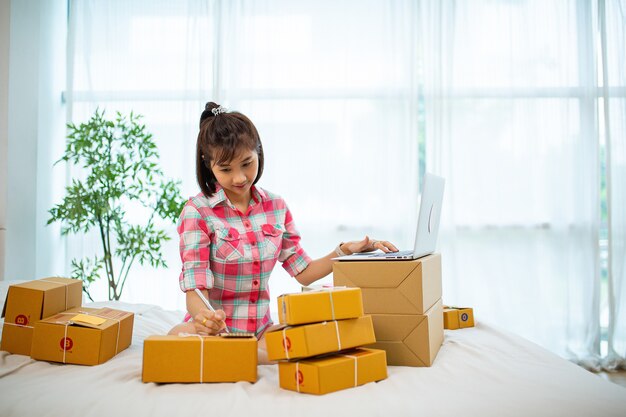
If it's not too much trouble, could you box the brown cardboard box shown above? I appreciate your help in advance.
[142,334,257,383]
[278,348,387,395]
[265,316,376,361]
[30,307,133,365]
[1,277,83,355]
[278,287,364,325]
[1,324,33,355]
[333,254,442,315]
[444,305,475,329]
[368,299,443,367]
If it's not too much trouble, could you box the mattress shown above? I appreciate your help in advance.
[1,283,625,417]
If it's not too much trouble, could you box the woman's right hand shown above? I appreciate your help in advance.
[192,309,227,335]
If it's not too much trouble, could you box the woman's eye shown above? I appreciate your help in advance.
[243,162,251,167]
[220,168,231,172]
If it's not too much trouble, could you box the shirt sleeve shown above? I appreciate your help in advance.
[177,202,215,292]
[279,205,312,277]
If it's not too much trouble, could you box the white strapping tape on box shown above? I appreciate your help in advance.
[282,327,291,360]
[308,288,338,320]
[178,333,206,383]
[295,361,301,392]
[4,322,34,329]
[341,353,358,387]
[328,291,336,320]
[196,335,204,383]
[62,322,70,363]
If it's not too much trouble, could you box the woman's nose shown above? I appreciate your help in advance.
[235,171,247,183]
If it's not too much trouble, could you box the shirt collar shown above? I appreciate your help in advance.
[208,183,267,209]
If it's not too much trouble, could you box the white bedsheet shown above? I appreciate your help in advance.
[1,297,625,416]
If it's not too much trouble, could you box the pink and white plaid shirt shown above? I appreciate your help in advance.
[178,184,311,336]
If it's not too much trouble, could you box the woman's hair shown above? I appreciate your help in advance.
[196,102,264,197]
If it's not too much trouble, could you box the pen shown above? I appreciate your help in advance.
[194,288,230,334]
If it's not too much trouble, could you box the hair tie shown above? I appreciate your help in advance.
[211,106,227,116]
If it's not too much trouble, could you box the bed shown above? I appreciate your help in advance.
[1,281,625,417]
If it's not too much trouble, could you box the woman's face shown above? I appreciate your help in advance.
[211,148,259,200]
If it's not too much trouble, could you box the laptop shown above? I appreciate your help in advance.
[333,172,445,261]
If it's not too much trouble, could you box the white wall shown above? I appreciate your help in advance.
[3,0,67,282]
[0,0,9,281]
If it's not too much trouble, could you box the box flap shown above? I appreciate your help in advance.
[39,278,83,318]
[39,312,75,325]
[39,307,131,330]
[1,287,9,318]
[89,307,133,322]
[3,281,52,321]
[333,261,418,288]
[370,314,426,340]
[404,316,430,361]
[3,285,45,324]
[10,280,58,291]
[333,254,442,314]
[369,341,428,367]
[404,300,443,365]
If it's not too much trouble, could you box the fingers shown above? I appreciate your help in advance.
[386,241,399,252]
[346,236,399,254]
[370,239,399,253]
[215,309,227,331]
[193,309,227,335]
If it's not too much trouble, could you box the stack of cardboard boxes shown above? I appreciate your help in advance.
[1,277,134,365]
[265,287,388,395]
[333,253,444,367]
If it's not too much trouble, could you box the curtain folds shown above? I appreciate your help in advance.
[66,0,625,369]
[603,0,626,371]
[66,0,421,310]
[417,0,625,371]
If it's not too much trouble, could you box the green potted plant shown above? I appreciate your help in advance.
[48,109,186,301]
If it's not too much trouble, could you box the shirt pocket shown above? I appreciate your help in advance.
[214,227,244,261]
[260,224,283,259]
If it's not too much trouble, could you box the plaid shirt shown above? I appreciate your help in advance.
[178,184,311,336]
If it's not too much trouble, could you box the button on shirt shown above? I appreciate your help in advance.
[178,184,311,336]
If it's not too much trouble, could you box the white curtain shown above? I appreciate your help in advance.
[603,0,626,371]
[418,0,625,370]
[66,0,420,311]
[65,0,625,368]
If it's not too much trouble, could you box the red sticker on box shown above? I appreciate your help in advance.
[15,315,28,326]
[60,337,73,351]
[282,336,291,351]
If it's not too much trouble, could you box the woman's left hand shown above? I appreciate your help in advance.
[342,236,398,255]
